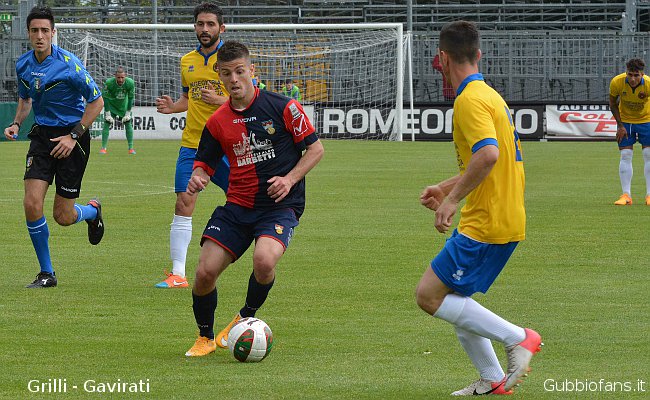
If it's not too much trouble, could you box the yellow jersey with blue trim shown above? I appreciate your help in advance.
[609,72,650,124]
[180,42,228,149]
[452,73,526,244]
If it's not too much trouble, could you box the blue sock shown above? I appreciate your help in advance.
[27,216,53,274]
[74,203,98,223]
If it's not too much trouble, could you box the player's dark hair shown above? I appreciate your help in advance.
[626,58,645,72]
[217,41,250,64]
[285,78,293,84]
[439,20,480,64]
[115,66,125,74]
[26,6,55,30]
[193,2,224,25]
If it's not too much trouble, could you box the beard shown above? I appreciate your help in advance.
[196,33,219,48]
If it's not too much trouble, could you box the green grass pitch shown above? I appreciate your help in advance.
[0,139,647,399]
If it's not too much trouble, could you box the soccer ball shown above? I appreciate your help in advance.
[227,317,273,362]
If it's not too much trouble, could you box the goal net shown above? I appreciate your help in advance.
[54,23,409,141]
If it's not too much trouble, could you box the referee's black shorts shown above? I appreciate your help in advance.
[24,124,91,199]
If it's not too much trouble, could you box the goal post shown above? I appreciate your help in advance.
[54,23,411,141]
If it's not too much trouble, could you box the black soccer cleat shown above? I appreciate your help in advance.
[86,198,104,245]
[26,271,57,288]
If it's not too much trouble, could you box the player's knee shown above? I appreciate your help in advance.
[23,197,44,220]
[620,148,634,161]
[175,194,196,216]
[252,257,276,283]
[642,146,650,162]
[415,283,442,315]
[195,265,217,286]
[53,207,75,226]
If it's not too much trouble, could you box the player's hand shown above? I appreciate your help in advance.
[49,134,76,159]
[104,112,114,126]
[186,175,209,195]
[267,175,295,203]
[200,82,220,105]
[420,184,446,211]
[434,198,457,234]
[156,95,174,114]
[122,111,132,123]
[616,124,628,144]
[4,125,19,141]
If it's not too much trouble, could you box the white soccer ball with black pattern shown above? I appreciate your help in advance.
[227,317,273,362]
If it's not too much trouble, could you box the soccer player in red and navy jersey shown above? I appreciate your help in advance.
[184,41,324,357]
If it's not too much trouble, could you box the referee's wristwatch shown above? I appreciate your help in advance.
[70,122,86,140]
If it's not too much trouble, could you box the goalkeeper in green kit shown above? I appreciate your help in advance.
[100,66,136,154]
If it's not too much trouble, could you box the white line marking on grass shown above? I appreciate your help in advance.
[79,180,175,199]
[0,179,174,201]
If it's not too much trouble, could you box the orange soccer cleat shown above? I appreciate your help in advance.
[614,193,633,205]
[185,336,216,357]
[154,271,188,288]
[215,314,242,348]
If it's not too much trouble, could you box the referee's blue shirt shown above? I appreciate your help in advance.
[16,44,102,127]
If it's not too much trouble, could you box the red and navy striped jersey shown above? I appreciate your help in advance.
[194,88,318,217]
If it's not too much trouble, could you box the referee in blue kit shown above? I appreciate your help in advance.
[3,6,105,288]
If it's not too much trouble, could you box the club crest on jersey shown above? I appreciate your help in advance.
[188,65,194,72]
[34,78,41,91]
[639,91,647,99]
[275,224,284,234]
[262,120,275,134]
[213,63,218,72]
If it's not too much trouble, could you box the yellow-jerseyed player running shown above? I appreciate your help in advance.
[608,58,650,206]
[155,2,231,293]
[416,21,542,396]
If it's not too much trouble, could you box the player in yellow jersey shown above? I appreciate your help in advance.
[154,2,230,289]
[609,58,650,206]
[415,21,541,395]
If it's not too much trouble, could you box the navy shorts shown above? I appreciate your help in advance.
[431,229,518,296]
[619,122,650,147]
[201,202,299,260]
[24,124,90,199]
[175,146,229,193]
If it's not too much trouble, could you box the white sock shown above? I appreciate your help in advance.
[434,294,525,347]
[170,215,192,278]
[455,326,505,382]
[619,149,634,195]
[643,147,650,196]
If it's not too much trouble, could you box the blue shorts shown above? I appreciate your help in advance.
[201,202,299,260]
[175,146,230,193]
[431,229,518,296]
[619,122,650,147]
